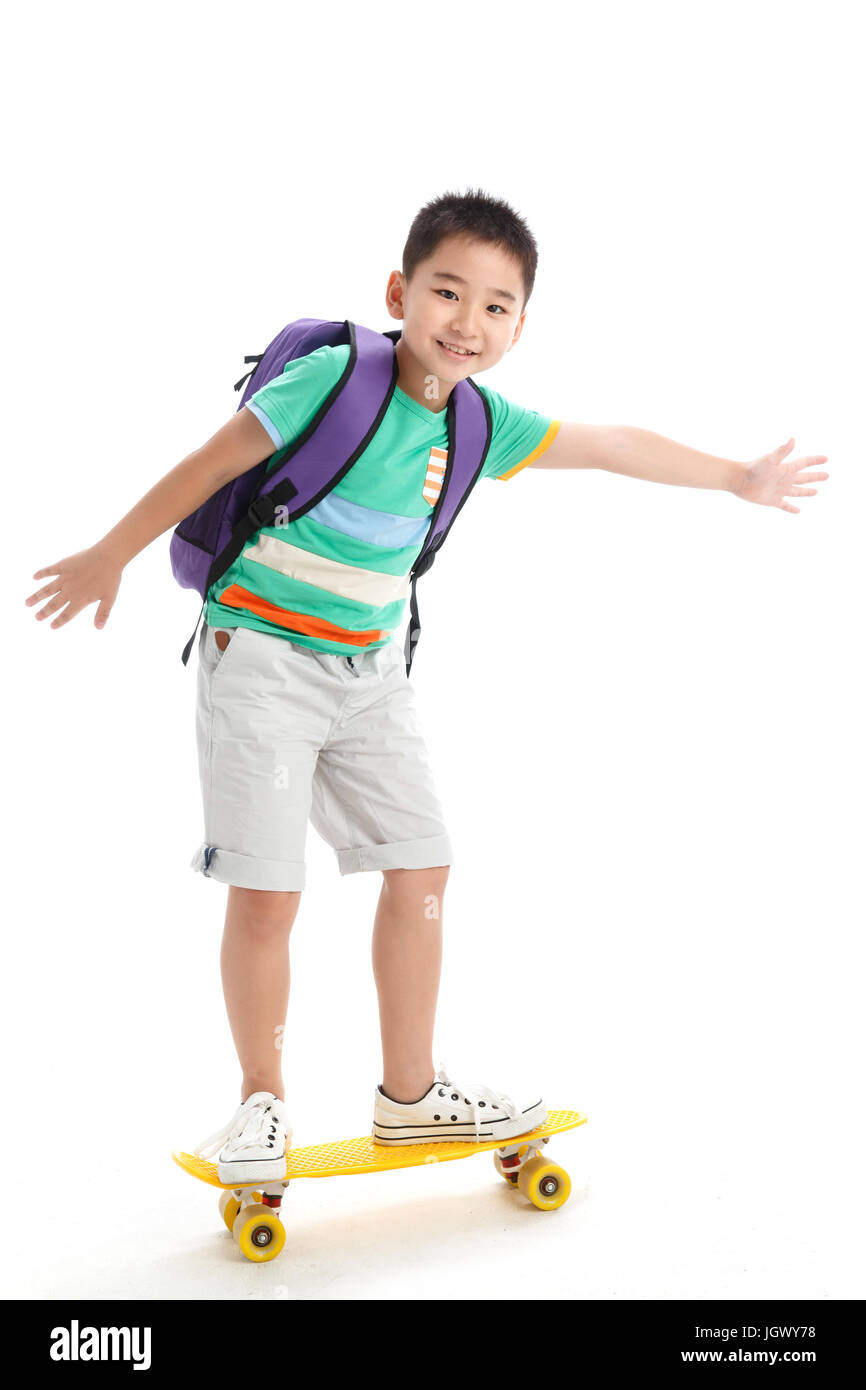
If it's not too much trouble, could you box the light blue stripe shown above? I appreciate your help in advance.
[246,401,285,450]
[307,492,432,549]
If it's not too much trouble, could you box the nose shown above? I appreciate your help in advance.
[448,307,480,344]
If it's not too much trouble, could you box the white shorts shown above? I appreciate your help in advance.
[189,623,454,891]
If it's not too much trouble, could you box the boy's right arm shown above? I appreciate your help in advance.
[26,408,276,630]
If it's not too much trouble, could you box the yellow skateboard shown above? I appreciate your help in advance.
[173,1108,587,1263]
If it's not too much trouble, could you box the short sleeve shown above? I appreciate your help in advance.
[476,383,561,481]
[244,343,351,449]
[246,400,285,450]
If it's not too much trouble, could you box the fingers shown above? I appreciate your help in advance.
[780,443,831,474]
[32,564,63,580]
[34,594,69,622]
[37,598,112,629]
[25,581,63,606]
[48,604,80,629]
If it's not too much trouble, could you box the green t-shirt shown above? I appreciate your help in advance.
[206,343,560,654]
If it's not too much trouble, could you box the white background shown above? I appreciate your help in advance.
[4,0,863,1302]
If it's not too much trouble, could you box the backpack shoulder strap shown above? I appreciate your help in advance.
[204,321,398,594]
[250,320,398,521]
[403,373,493,675]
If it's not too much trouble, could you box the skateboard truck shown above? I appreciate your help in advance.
[493,1136,550,1186]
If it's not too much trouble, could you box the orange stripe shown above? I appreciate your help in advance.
[217,584,386,647]
[496,420,562,480]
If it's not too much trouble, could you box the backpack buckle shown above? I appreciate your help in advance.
[247,496,275,530]
[412,550,436,579]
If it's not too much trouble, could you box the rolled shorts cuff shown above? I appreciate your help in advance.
[336,834,454,875]
[189,843,306,891]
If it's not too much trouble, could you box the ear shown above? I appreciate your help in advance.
[384,268,407,322]
[506,312,527,352]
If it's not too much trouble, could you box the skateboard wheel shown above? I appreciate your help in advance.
[219,1190,264,1233]
[232,1203,286,1263]
[517,1157,571,1210]
[218,1191,242,1233]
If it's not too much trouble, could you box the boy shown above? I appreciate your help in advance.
[26,189,828,1184]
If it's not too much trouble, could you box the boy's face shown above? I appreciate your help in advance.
[386,234,527,390]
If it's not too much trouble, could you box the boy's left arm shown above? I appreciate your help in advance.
[531,423,829,514]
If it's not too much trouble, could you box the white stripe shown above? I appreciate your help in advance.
[424,448,446,506]
[245,535,410,606]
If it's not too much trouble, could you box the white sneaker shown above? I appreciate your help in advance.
[372,1066,546,1146]
[194,1091,292,1183]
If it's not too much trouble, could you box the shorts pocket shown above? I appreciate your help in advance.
[207,624,244,677]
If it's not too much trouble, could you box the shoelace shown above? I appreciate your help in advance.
[194,1093,284,1160]
[433,1065,519,1142]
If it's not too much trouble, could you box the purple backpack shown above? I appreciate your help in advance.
[170,318,492,675]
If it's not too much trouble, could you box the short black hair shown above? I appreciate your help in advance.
[402,187,538,314]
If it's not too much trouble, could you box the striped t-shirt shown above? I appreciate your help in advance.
[205,343,560,655]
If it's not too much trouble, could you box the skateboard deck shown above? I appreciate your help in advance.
[173,1108,587,1262]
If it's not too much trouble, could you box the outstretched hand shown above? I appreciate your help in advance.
[735,438,829,514]
[25,544,123,630]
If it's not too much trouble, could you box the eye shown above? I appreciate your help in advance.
[435,289,507,315]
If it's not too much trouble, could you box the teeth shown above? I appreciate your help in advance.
[440,341,473,355]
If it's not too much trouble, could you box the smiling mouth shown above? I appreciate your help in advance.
[437,340,477,356]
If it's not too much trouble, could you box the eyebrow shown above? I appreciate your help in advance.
[431,271,517,304]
